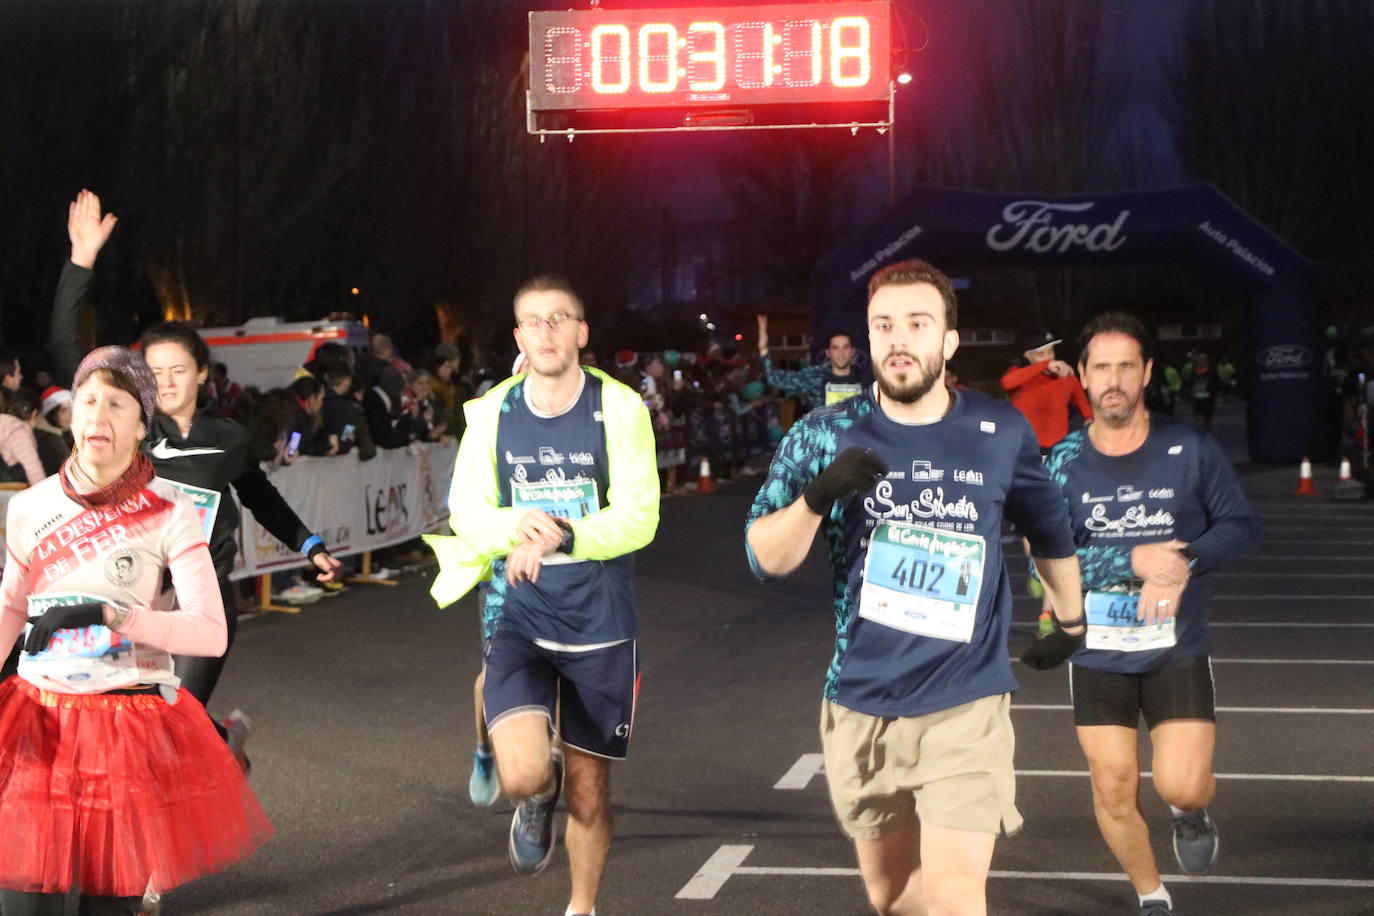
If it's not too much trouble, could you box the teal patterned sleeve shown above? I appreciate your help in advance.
[761,354,825,402]
[744,413,835,580]
[1042,430,1134,589]
[1076,546,1135,589]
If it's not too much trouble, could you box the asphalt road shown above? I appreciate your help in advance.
[169,405,1374,915]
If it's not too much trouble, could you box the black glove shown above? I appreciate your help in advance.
[1019,623,1085,671]
[24,603,107,655]
[803,448,888,515]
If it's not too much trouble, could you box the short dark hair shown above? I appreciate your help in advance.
[825,331,854,348]
[5,387,39,420]
[0,355,19,381]
[323,367,352,389]
[513,275,584,319]
[1077,311,1153,365]
[140,321,212,370]
[866,259,958,329]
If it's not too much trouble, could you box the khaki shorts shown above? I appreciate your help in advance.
[820,694,1022,840]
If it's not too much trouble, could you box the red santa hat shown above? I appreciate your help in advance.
[41,385,72,416]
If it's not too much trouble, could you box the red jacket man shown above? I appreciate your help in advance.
[1001,330,1093,450]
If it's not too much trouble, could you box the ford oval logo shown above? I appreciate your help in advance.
[1257,345,1313,369]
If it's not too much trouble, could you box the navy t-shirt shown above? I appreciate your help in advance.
[746,385,1076,718]
[483,372,637,645]
[1045,415,1260,674]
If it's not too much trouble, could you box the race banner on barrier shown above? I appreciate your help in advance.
[230,441,458,580]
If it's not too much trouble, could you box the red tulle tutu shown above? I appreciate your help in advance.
[0,676,273,897]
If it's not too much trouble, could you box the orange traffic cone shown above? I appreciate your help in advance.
[1337,457,1353,481]
[1295,457,1316,495]
[697,457,714,494]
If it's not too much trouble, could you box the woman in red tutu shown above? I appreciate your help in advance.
[0,347,271,916]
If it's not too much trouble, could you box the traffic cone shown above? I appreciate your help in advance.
[1333,455,1367,500]
[697,457,714,494]
[1294,457,1316,495]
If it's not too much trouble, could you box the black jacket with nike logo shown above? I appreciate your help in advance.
[144,412,314,577]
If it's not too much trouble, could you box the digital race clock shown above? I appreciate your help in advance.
[527,2,893,134]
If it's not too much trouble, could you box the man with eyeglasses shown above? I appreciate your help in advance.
[426,275,659,916]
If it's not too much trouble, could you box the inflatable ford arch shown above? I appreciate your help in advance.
[812,184,1322,462]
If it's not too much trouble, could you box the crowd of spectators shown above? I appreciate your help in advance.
[211,334,466,468]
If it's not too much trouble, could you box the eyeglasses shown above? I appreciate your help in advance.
[516,312,583,333]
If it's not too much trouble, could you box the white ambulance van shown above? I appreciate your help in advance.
[195,316,370,390]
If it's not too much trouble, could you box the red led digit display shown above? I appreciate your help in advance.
[529,2,891,112]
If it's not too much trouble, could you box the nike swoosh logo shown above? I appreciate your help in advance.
[149,438,225,459]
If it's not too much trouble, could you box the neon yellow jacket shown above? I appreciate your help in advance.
[424,367,660,608]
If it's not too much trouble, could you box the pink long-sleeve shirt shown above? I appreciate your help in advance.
[0,474,225,693]
[0,414,47,486]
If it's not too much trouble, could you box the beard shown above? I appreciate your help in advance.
[1090,387,1141,423]
[527,347,576,378]
[875,347,945,404]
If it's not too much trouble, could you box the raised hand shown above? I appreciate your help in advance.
[68,189,117,269]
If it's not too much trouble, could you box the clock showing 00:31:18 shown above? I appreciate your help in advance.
[528,1,892,111]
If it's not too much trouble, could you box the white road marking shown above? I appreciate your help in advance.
[677,845,1374,898]
[773,753,824,790]
[1017,769,1374,784]
[1009,656,1374,665]
[1011,620,1374,629]
[1013,704,1374,714]
[774,757,1374,790]
[676,845,755,899]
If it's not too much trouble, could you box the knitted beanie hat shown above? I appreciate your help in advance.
[73,346,159,424]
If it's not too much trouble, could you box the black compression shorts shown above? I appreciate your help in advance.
[1070,655,1215,729]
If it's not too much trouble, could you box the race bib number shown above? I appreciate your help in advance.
[824,382,863,406]
[24,593,131,662]
[510,478,599,520]
[169,480,221,541]
[1085,586,1176,652]
[858,521,985,643]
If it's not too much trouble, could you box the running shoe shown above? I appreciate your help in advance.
[1172,808,1219,875]
[275,583,324,604]
[1139,902,1172,916]
[1028,577,1045,599]
[224,709,253,775]
[469,744,499,807]
[508,748,563,875]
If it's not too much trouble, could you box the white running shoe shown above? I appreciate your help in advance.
[275,584,324,604]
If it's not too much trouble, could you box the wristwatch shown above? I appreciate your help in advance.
[556,520,576,555]
[108,603,131,630]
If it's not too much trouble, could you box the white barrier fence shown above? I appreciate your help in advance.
[0,444,458,579]
[230,441,458,579]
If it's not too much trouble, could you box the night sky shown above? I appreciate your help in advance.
[0,0,1369,366]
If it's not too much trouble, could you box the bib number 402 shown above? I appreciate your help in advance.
[890,557,944,593]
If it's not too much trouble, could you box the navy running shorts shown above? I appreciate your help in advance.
[1070,655,1215,730]
[483,634,639,759]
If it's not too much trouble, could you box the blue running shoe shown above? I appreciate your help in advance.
[1139,902,1172,916]
[469,744,498,807]
[508,748,563,875]
[1172,808,1219,875]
